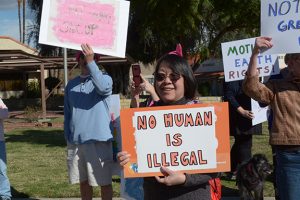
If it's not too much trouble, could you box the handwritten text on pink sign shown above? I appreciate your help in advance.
[51,0,116,48]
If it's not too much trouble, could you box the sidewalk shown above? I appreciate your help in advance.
[12,197,276,200]
[222,198,275,200]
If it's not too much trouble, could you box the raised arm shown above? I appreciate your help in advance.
[81,44,113,96]
[242,37,275,104]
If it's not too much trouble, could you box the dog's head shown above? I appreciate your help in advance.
[251,153,272,179]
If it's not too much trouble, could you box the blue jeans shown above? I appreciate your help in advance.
[276,149,300,200]
[0,141,11,199]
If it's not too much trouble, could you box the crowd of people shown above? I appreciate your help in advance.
[1,37,300,200]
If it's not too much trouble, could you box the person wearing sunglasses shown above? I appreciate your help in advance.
[118,45,218,200]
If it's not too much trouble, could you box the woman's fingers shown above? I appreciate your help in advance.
[155,167,186,186]
[140,75,147,82]
[120,158,130,166]
[155,176,165,184]
[160,166,173,176]
[117,151,131,166]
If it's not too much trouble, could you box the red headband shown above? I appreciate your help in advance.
[168,44,183,57]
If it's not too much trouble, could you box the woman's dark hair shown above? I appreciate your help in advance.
[154,54,197,99]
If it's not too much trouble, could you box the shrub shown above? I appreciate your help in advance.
[26,80,40,98]
[24,106,40,122]
[45,77,61,92]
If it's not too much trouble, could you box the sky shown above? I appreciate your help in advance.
[0,0,35,47]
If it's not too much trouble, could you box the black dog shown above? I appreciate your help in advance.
[236,154,272,200]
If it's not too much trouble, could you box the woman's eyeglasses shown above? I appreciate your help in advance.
[154,73,181,83]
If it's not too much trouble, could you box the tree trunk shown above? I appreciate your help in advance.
[23,0,26,43]
[18,0,22,42]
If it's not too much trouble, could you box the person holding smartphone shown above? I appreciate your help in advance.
[119,47,217,200]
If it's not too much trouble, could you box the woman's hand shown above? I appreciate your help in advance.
[81,43,95,64]
[237,106,254,119]
[130,81,142,98]
[139,76,154,93]
[155,167,186,186]
[117,151,131,166]
[139,76,160,101]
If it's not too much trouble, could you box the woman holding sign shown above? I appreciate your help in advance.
[118,45,218,200]
[243,36,300,200]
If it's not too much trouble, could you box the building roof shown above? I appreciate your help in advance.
[194,58,224,74]
[0,36,38,55]
[0,36,132,72]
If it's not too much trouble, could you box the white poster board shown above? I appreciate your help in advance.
[221,38,280,82]
[133,107,218,173]
[251,99,268,126]
[261,0,300,54]
[39,0,130,58]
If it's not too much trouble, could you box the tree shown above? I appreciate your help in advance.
[206,0,260,55]
[127,0,260,63]
[45,76,61,95]
[23,0,26,43]
[27,0,260,94]
[17,0,27,43]
[27,0,62,56]
[127,0,210,62]
[27,0,260,60]
[17,0,22,42]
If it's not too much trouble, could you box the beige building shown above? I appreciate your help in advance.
[0,36,42,99]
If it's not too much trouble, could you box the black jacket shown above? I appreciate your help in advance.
[223,80,262,136]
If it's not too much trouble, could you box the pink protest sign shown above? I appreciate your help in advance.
[39,0,130,58]
[52,0,117,47]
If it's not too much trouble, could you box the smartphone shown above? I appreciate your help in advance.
[132,64,142,87]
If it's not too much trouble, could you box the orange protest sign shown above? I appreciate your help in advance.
[120,102,230,178]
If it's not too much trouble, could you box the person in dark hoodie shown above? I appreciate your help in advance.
[223,79,262,179]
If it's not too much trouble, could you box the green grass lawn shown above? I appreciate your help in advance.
[5,123,274,198]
